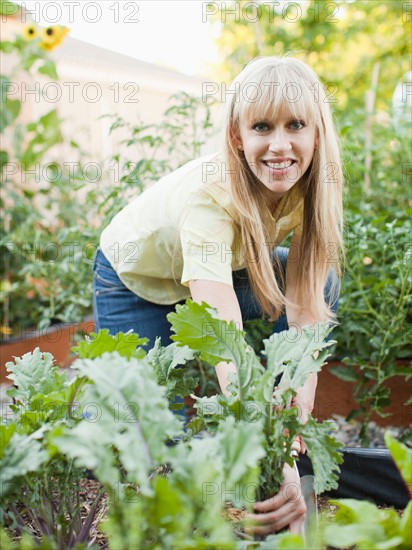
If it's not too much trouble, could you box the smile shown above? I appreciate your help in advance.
[263,160,295,169]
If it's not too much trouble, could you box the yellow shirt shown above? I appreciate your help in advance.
[100,151,304,305]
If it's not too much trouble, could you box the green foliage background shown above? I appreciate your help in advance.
[207,0,410,113]
[207,0,412,432]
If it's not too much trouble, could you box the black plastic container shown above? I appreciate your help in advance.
[297,447,410,509]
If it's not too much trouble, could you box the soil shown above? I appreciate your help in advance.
[325,414,411,447]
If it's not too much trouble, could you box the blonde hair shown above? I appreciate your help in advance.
[220,55,344,322]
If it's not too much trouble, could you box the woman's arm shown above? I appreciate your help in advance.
[189,277,306,535]
[189,279,243,395]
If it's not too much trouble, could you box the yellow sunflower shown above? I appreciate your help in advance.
[22,24,38,41]
[40,26,70,51]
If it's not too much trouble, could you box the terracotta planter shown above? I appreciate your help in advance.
[314,361,412,427]
[0,317,95,383]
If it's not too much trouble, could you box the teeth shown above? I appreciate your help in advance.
[266,160,293,169]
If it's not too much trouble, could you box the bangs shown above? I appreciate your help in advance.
[233,63,319,127]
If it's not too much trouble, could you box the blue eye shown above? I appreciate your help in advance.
[252,122,269,132]
[290,120,305,130]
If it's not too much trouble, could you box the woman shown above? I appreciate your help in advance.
[93,55,343,534]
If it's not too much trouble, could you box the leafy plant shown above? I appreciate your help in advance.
[0,349,103,548]
[167,300,343,500]
[9,308,411,549]
[207,0,412,437]
[1,330,265,548]
[1,75,217,339]
[321,434,412,550]
[0,12,91,338]
[331,207,412,441]
[1,302,344,548]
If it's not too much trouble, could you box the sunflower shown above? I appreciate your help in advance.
[40,26,70,51]
[22,24,38,41]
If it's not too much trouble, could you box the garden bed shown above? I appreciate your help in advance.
[6,476,406,549]
[1,314,410,550]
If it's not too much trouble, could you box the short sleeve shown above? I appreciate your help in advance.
[180,191,236,288]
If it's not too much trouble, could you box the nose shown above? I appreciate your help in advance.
[268,128,292,153]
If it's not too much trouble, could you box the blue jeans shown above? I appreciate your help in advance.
[93,247,339,351]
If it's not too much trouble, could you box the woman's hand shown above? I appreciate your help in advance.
[245,462,306,536]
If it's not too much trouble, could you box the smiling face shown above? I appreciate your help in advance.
[237,107,317,200]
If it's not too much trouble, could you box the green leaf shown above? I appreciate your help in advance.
[258,532,306,549]
[185,416,205,436]
[0,1,19,16]
[323,498,406,549]
[29,385,75,426]
[72,329,148,359]
[6,348,67,405]
[0,149,9,170]
[101,494,144,550]
[21,52,40,71]
[215,416,265,505]
[168,300,264,399]
[323,523,389,547]
[168,300,236,365]
[166,420,255,542]
[54,352,183,492]
[0,98,21,133]
[147,337,195,380]
[384,432,412,492]
[300,417,344,493]
[265,323,335,395]
[0,427,49,493]
[20,108,64,167]
[192,393,228,431]
[0,40,15,53]
[38,60,58,80]
[146,337,198,401]
[0,424,16,459]
[329,363,359,382]
[400,500,412,547]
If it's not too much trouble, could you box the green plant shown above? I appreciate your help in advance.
[1,303,343,548]
[0,349,104,548]
[0,333,259,547]
[331,207,412,441]
[167,300,343,500]
[1,79,216,339]
[0,13,90,338]
[321,434,412,550]
[1,40,217,338]
[318,101,412,438]
[11,307,411,550]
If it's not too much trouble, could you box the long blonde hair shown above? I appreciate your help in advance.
[220,55,344,322]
